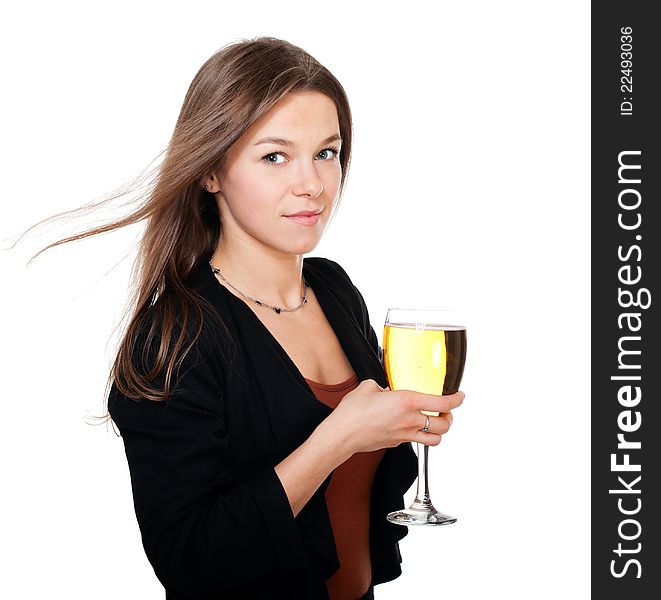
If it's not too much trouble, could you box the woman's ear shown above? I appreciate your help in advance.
[202,175,221,193]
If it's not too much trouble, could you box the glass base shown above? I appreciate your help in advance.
[387,503,457,526]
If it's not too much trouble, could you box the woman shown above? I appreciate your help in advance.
[40,37,463,599]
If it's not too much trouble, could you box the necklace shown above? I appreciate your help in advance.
[209,260,309,315]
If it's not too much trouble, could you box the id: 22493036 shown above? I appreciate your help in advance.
[620,26,633,116]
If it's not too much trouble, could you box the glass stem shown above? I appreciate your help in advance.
[411,442,434,510]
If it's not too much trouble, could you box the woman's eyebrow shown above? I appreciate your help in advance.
[254,134,342,148]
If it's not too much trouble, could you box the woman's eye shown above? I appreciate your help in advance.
[262,146,339,166]
[263,152,286,165]
[317,147,339,160]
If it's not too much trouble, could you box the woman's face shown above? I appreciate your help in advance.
[213,90,343,257]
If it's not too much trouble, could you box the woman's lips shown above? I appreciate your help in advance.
[284,213,321,225]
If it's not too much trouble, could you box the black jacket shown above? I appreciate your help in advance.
[108,256,417,599]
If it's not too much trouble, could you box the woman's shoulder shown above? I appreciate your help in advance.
[131,264,238,374]
[303,256,373,328]
[303,256,357,289]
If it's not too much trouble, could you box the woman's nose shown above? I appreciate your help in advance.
[292,164,324,198]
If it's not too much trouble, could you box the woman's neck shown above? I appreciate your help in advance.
[209,245,305,308]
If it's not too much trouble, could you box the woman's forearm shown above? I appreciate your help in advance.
[274,420,354,517]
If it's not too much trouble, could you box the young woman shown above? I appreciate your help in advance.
[36,37,463,599]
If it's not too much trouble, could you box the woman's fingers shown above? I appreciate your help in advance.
[410,390,464,413]
[415,431,443,446]
[417,412,453,435]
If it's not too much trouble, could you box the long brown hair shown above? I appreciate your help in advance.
[16,36,353,419]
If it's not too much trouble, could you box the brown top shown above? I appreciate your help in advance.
[304,372,386,600]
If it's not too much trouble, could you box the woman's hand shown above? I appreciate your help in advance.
[322,379,464,456]
[276,379,463,518]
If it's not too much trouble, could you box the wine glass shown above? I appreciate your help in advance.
[383,308,467,526]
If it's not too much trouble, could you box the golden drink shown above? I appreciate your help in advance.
[383,324,466,416]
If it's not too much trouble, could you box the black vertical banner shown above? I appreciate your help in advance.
[593,2,660,597]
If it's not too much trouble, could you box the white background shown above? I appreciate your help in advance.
[0,1,590,598]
